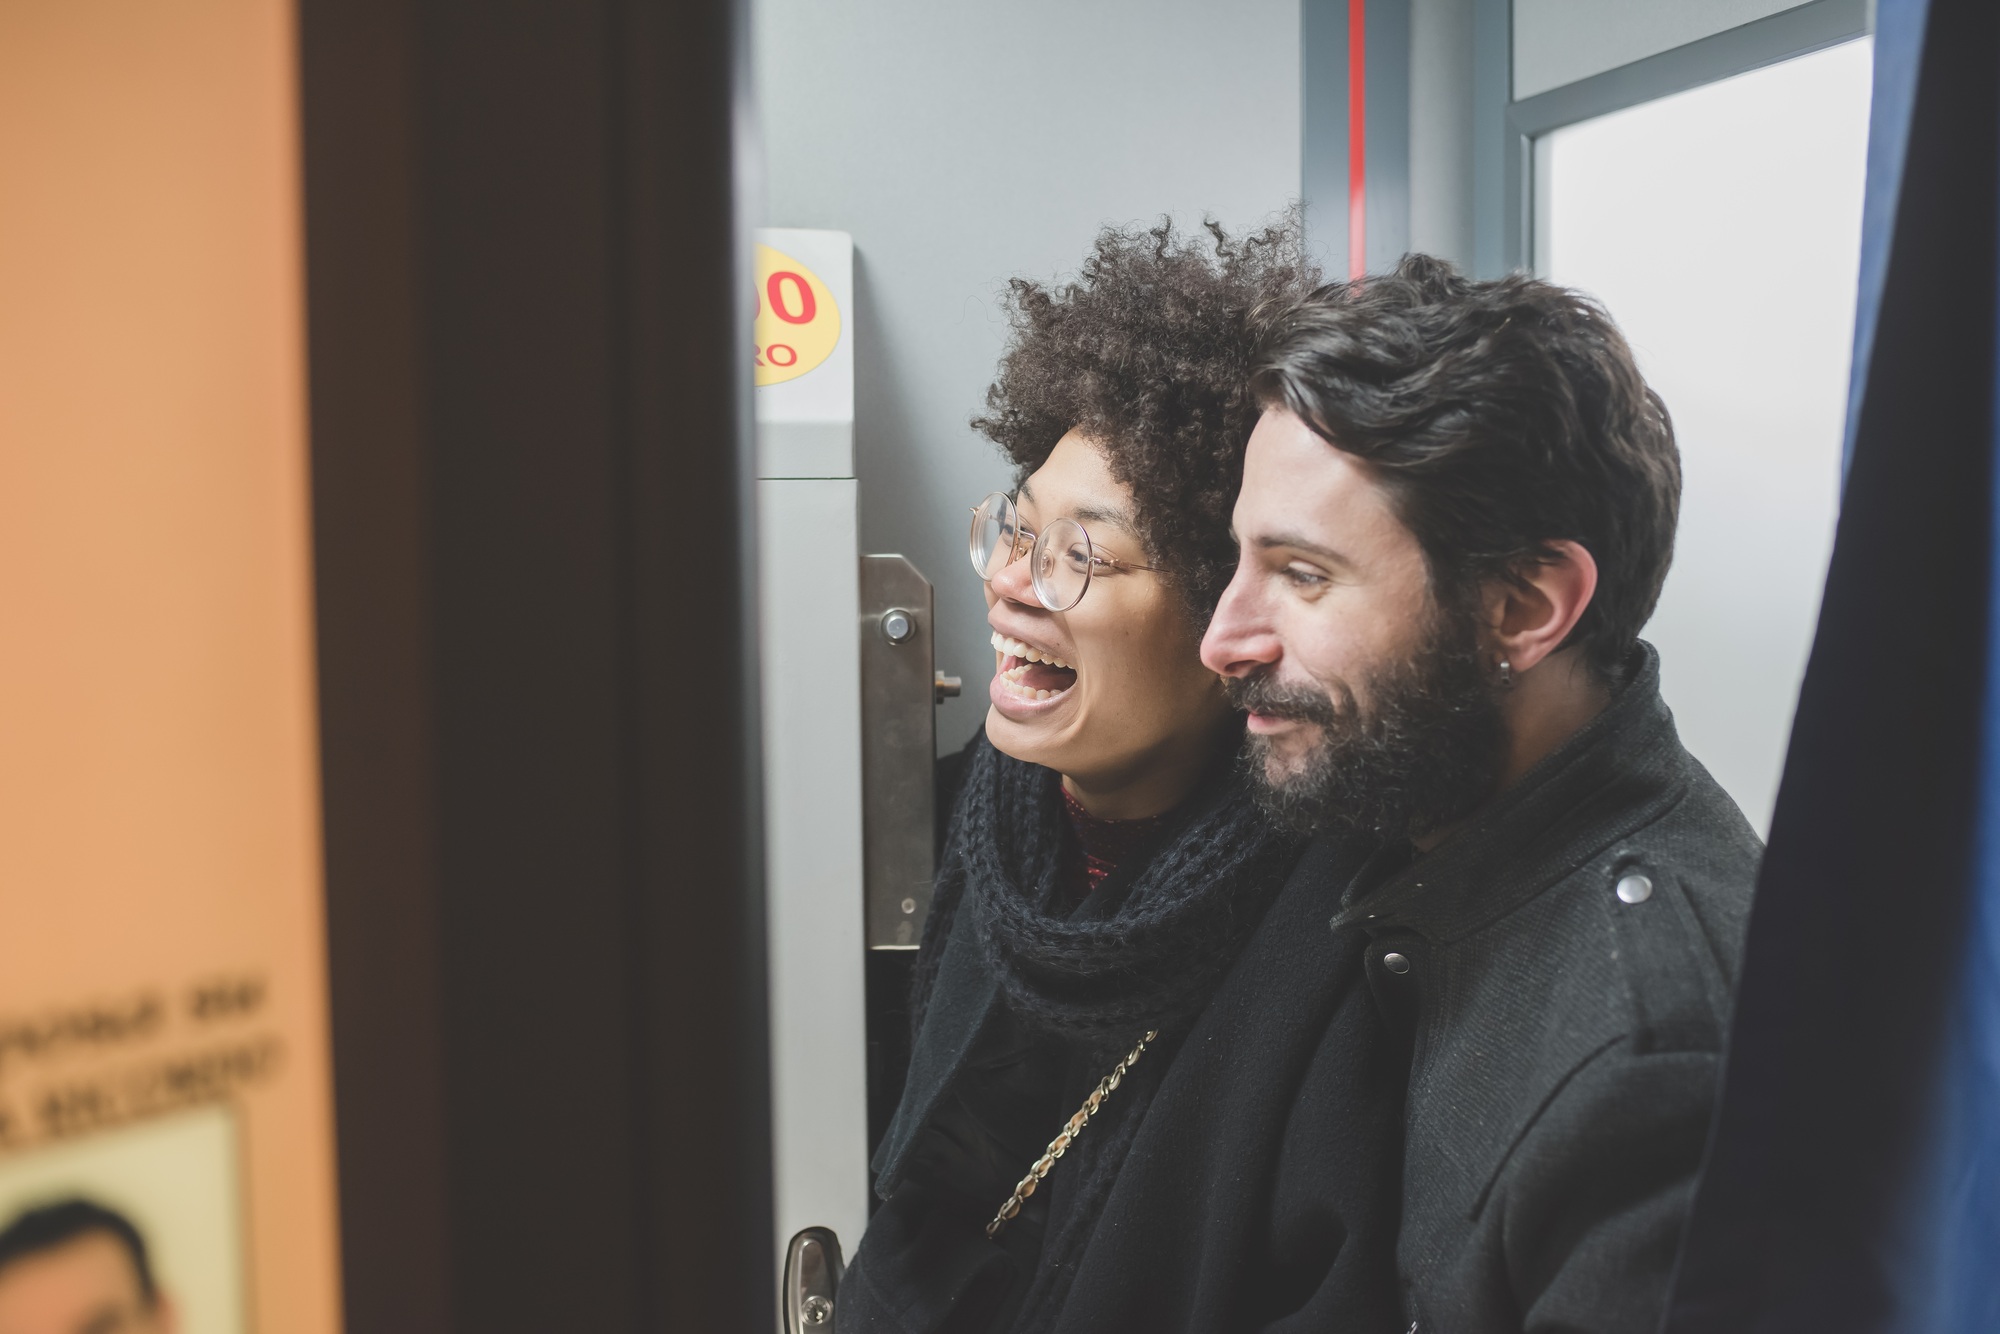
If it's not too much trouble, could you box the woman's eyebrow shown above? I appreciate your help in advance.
[1071,502,1133,530]
[1017,482,1133,533]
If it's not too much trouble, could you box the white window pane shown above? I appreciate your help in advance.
[1539,38,1874,835]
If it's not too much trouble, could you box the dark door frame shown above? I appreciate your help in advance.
[299,2,770,1329]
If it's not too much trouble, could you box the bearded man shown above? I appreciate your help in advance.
[1200,256,1762,1334]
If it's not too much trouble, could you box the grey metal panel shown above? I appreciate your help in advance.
[1505,109,1530,275]
[1410,0,1477,268]
[1510,0,1868,135]
[1302,0,1352,269]
[1368,0,1415,271]
[760,478,870,1296]
[1470,0,1518,276]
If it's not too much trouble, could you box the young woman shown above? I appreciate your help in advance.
[835,220,1405,1334]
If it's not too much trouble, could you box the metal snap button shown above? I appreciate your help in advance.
[1383,951,1412,974]
[1615,873,1654,904]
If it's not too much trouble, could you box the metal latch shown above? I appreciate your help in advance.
[860,555,941,949]
[783,1227,844,1333]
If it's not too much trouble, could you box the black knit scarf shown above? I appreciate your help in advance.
[910,735,1307,1331]
[915,734,1306,1049]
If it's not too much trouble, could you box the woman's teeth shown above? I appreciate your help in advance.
[990,630,1076,701]
[989,631,1072,670]
[1000,664,1059,699]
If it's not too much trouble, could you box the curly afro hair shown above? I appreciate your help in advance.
[971,213,1321,626]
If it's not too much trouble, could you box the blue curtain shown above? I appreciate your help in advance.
[1663,1,2000,1330]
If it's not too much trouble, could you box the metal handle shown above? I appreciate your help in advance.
[783,1227,844,1333]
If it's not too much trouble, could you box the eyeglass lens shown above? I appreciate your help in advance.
[970,492,1093,611]
[969,491,1021,582]
[972,494,1032,580]
[1030,517,1091,612]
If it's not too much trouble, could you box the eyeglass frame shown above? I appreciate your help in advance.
[968,490,1162,612]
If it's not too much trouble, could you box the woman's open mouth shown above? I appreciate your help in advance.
[989,630,1078,702]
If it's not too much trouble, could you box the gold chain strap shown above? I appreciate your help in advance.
[985,1029,1159,1239]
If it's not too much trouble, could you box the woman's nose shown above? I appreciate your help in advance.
[989,543,1038,606]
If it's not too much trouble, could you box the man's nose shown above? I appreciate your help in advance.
[1200,572,1279,678]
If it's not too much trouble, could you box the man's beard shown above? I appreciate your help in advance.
[1226,607,1508,840]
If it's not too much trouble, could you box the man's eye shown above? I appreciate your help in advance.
[1281,565,1327,589]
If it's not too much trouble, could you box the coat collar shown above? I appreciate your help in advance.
[1329,642,1688,942]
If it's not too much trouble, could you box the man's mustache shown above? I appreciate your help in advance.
[1224,672,1340,726]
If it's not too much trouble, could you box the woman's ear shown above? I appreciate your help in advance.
[1478,540,1599,675]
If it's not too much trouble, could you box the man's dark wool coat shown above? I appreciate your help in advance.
[848,645,1761,1333]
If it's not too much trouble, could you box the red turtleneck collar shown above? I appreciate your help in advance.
[1058,785,1174,907]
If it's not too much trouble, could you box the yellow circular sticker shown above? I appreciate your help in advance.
[754,244,841,386]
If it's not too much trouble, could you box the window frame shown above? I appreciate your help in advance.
[1472,0,1872,276]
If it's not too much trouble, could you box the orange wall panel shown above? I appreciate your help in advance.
[0,2,340,1331]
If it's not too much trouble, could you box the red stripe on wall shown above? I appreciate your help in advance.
[1347,0,1367,279]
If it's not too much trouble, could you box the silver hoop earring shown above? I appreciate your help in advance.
[1497,657,1513,688]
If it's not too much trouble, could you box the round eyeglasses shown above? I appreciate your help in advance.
[968,491,1160,612]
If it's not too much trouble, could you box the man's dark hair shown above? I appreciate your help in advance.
[1252,255,1681,679]
[974,214,1321,624]
[0,1197,157,1304]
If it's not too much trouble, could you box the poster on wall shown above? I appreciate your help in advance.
[0,1108,248,1334]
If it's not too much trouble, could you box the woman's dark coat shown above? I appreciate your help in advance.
[845,815,1410,1333]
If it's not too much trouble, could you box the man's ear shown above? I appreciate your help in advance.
[1478,540,1599,675]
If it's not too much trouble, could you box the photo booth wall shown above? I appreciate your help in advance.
[754,0,1307,759]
